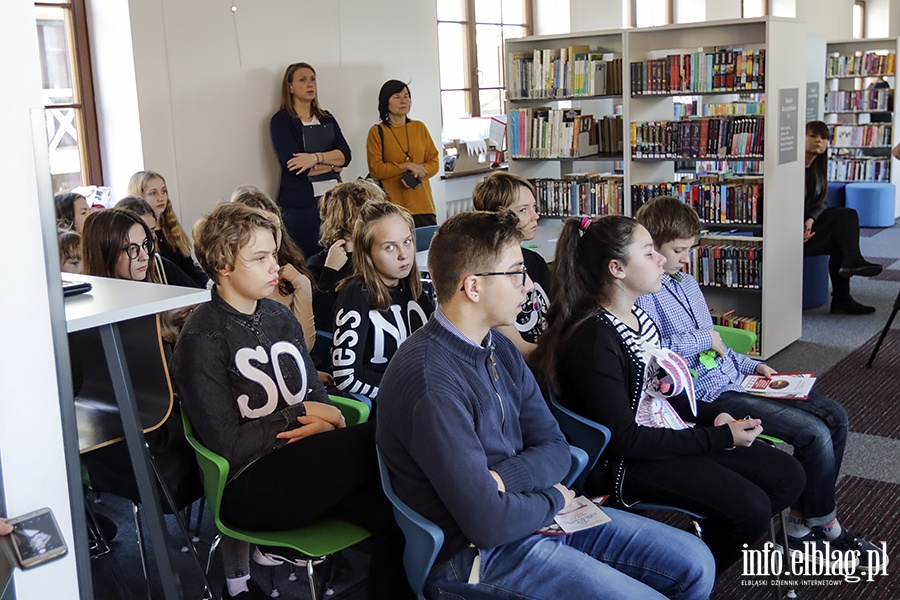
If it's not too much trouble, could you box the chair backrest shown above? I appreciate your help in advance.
[70,314,173,450]
[376,448,444,600]
[415,225,438,252]
[564,446,589,488]
[713,325,757,355]
[546,389,611,490]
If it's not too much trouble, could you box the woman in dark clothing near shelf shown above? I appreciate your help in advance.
[805,120,883,314]
[270,62,351,257]
[530,215,804,576]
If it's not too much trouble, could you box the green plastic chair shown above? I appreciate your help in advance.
[713,324,757,355]
[181,395,371,600]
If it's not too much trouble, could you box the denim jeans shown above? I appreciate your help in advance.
[425,507,714,600]
[715,390,848,526]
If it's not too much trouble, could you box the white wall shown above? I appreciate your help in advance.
[534,0,571,35]
[88,0,444,230]
[570,0,627,31]
[796,0,853,39]
[0,0,80,597]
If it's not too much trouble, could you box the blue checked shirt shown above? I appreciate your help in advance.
[635,273,761,403]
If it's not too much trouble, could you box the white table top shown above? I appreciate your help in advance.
[416,217,564,269]
[64,275,211,333]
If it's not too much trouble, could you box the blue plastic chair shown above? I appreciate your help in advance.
[546,388,707,536]
[377,444,588,600]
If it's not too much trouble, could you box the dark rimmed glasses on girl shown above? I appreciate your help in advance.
[460,265,529,291]
[123,239,153,259]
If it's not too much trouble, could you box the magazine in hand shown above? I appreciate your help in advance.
[537,495,610,535]
[740,372,816,400]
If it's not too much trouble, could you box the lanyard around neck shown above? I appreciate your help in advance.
[663,274,699,329]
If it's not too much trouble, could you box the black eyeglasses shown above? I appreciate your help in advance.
[460,266,529,291]
[123,239,153,259]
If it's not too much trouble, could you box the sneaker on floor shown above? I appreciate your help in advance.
[827,529,885,570]
[221,579,268,600]
[838,261,883,278]
[831,296,876,315]
[780,530,833,567]
[253,545,324,568]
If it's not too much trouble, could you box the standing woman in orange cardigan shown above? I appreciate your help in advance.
[366,80,440,227]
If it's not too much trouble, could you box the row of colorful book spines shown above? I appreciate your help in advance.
[679,160,764,175]
[507,58,623,98]
[631,183,762,225]
[830,126,893,147]
[674,103,766,119]
[631,121,764,159]
[828,160,891,182]
[824,89,891,109]
[630,50,765,95]
[533,180,624,217]
[709,314,761,352]
[826,53,896,77]
[687,245,762,290]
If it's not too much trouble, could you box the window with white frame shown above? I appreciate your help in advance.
[853,1,866,39]
[35,0,102,193]
[632,0,671,28]
[436,0,531,125]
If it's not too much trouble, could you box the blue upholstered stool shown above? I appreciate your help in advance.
[827,182,846,208]
[803,255,830,310]
[845,182,896,227]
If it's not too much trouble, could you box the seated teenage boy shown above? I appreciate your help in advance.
[171,202,410,600]
[634,195,881,565]
[376,210,715,600]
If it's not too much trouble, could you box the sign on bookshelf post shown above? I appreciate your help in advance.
[806,82,820,122]
[779,88,799,165]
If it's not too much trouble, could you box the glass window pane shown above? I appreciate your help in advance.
[479,88,503,117]
[438,22,468,90]
[501,0,527,24]
[635,0,669,27]
[743,0,766,18]
[475,0,502,23]
[502,25,526,42]
[35,5,76,105]
[436,0,466,21]
[45,107,85,192]
[476,24,503,88]
[442,90,470,123]
[852,4,864,39]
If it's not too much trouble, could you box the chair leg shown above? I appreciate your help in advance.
[206,534,222,580]
[269,567,280,598]
[865,304,899,368]
[132,504,153,600]
[779,511,798,599]
[307,559,318,600]
[288,564,297,582]
[194,496,206,543]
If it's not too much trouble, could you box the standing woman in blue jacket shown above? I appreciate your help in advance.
[270,62,351,257]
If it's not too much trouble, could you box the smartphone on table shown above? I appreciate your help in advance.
[1,508,68,570]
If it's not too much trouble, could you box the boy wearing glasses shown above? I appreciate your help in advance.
[376,210,715,600]
[472,172,551,354]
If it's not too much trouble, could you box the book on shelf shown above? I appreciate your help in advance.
[688,240,762,290]
[824,88,892,113]
[507,47,623,99]
[631,116,764,159]
[827,51,896,78]
[708,308,761,354]
[531,174,624,217]
[631,177,762,224]
[509,108,601,159]
[828,158,891,182]
[741,373,815,400]
[631,47,766,95]
[675,100,766,119]
[829,124,892,148]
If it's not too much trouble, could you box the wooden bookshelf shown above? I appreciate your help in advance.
[505,18,804,358]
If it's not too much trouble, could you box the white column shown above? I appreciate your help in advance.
[0,0,81,598]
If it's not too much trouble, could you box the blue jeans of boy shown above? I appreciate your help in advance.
[715,390,848,526]
[425,507,714,600]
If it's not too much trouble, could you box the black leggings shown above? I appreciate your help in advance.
[804,207,866,298]
[613,440,805,577]
[221,421,414,599]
